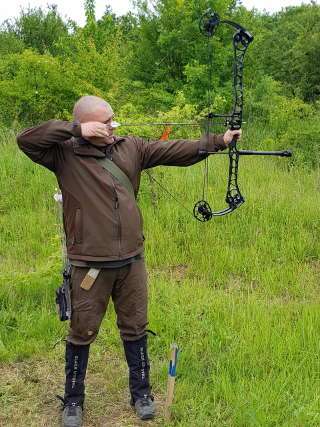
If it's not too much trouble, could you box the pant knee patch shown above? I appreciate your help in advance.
[68,309,101,344]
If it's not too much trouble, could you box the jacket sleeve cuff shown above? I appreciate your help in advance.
[72,121,82,137]
[199,133,227,154]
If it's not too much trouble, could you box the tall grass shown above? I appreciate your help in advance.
[0,128,319,425]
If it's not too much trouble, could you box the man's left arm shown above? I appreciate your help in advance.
[138,130,240,169]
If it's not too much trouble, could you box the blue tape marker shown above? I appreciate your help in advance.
[168,345,179,377]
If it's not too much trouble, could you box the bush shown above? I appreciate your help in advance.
[245,76,319,167]
[0,50,103,125]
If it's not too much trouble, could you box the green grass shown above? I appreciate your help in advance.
[0,130,320,426]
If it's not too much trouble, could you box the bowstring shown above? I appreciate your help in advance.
[141,15,215,217]
[202,32,214,202]
[144,170,192,215]
[145,126,193,216]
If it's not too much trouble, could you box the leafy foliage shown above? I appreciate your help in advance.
[248,4,320,102]
[0,0,318,166]
[2,5,71,56]
[0,50,101,125]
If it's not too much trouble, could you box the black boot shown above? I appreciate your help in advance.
[61,341,90,427]
[123,335,155,420]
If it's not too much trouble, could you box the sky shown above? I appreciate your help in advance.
[0,0,317,26]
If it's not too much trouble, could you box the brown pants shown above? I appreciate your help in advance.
[67,259,148,345]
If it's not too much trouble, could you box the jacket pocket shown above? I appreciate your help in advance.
[74,208,83,244]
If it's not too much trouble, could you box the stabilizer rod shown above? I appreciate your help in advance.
[205,150,292,157]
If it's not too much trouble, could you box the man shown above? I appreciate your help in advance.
[17,95,241,427]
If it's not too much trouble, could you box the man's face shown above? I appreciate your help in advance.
[82,105,115,146]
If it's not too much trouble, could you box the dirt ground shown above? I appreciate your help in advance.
[0,346,166,427]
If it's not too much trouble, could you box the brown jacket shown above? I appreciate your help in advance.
[17,120,226,261]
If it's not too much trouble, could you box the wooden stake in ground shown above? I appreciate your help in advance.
[165,343,179,420]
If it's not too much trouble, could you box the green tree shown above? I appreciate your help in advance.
[0,50,102,125]
[249,4,320,102]
[0,32,24,56]
[2,4,70,56]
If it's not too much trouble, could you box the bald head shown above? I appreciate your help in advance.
[73,96,113,123]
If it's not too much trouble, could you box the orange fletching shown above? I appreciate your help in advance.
[160,126,173,141]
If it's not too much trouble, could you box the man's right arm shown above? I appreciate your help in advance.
[17,120,82,172]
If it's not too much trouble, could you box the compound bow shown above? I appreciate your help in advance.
[192,9,292,221]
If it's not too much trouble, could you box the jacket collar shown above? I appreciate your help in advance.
[72,136,125,158]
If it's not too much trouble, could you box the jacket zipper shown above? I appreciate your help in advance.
[112,182,121,257]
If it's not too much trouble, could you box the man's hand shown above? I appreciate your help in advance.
[223,129,242,146]
[81,122,109,139]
